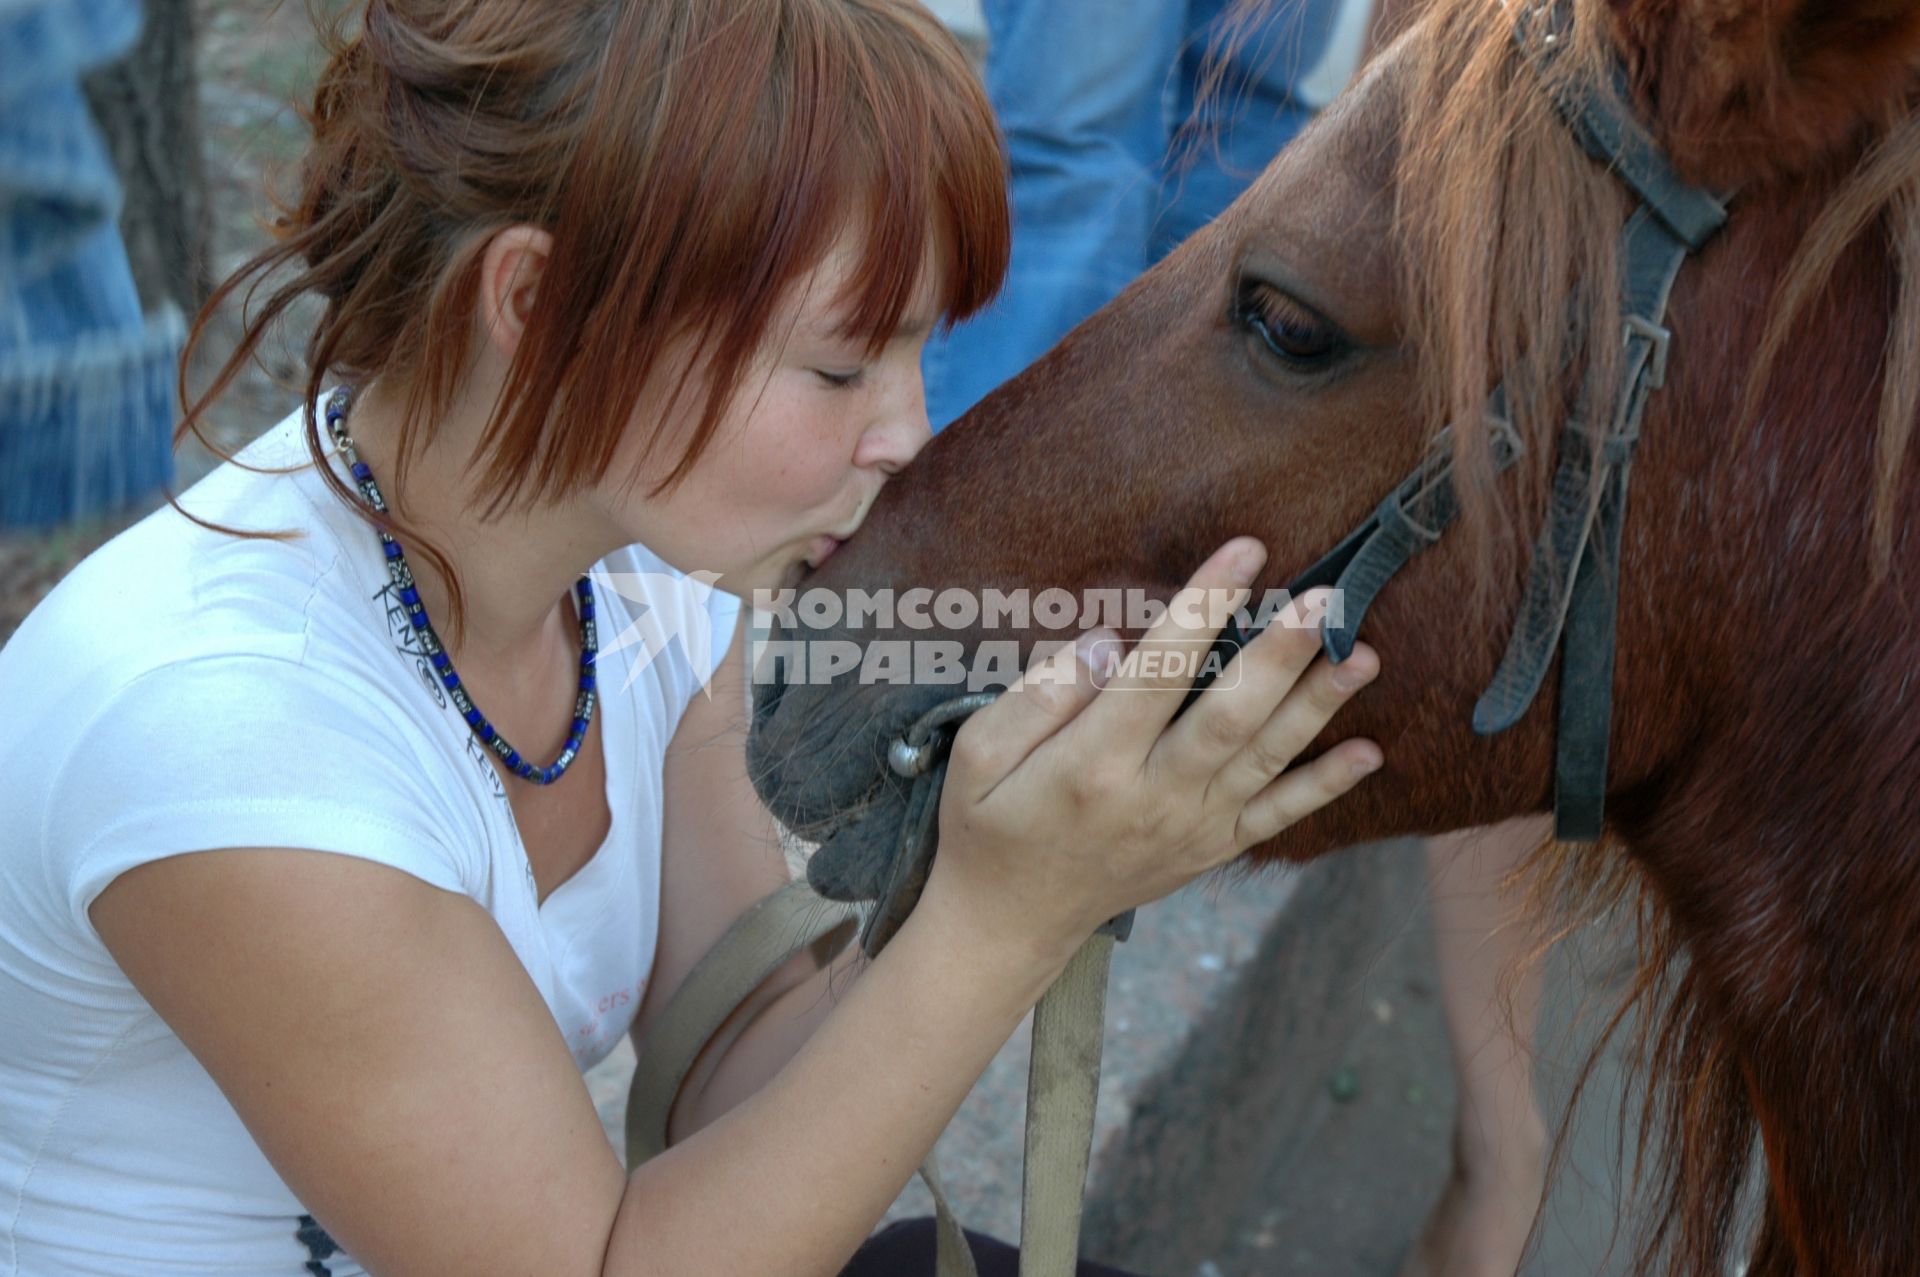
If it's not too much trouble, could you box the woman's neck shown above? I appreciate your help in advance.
[339,376,622,668]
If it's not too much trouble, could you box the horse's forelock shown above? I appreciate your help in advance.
[1392,0,1627,632]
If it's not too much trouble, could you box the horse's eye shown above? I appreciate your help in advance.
[1234,279,1340,366]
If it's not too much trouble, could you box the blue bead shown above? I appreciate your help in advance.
[572,717,588,736]
[400,587,419,606]
[545,766,561,784]
[505,750,521,768]
[441,672,460,690]
[579,674,596,692]
[350,462,371,480]
[480,725,496,744]
[432,652,451,671]
[410,611,428,630]
[464,709,483,727]
[580,651,596,668]
[384,541,402,559]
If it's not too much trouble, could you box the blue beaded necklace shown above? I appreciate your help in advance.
[323,386,597,787]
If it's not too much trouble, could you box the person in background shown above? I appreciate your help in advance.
[0,0,179,527]
[924,5,1552,1275]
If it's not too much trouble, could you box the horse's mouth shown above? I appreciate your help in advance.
[747,663,954,901]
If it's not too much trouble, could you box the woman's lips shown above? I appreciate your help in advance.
[806,535,844,569]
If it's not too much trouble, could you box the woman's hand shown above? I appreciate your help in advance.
[923,536,1382,963]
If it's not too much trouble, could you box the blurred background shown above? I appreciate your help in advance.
[0,0,365,642]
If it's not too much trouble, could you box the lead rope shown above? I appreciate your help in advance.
[629,697,1125,1277]
[889,699,1131,1277]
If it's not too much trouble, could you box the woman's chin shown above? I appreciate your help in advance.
[722,558,806,601]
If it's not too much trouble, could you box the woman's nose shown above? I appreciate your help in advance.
[855,399,933,477]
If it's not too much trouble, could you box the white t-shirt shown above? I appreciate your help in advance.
[0,401,741,1276]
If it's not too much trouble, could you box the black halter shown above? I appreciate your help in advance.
[865,2,1730,952]
[1186,2,1729,843]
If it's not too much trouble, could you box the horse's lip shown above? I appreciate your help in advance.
[752,680,941,835]
[783,783,885,846]
[804,535,845,570]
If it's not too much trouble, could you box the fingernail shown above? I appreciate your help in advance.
[1231,542,1266,585]
[1351,749,1382,778]
[1332,661,1375,693]
[1074,628,1117,689]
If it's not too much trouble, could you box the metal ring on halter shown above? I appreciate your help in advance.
[887,692,1001,778]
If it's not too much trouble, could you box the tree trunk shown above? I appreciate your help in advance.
[82,0,211,317]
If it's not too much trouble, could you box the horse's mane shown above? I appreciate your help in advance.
[1397,0,1920,598]
[1391,1,1920,1272]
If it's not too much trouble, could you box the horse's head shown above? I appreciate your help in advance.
[753,0,1920,889]
[751,1,1920,1268]
[756,2,1920,1267]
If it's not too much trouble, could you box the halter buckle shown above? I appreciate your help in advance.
[1623,312,1672,390]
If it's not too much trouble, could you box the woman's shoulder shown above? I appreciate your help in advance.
[0,402,486,924]
[4,403,390,691]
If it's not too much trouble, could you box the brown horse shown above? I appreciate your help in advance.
[748,0,1920,1272]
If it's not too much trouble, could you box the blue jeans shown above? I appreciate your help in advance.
[0,0,181,528]
[923,0,1351,429]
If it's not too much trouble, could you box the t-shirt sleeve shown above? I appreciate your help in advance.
[40,653,480,942]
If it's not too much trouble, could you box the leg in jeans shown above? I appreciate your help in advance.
[1152,0,1355,258]
[0,0,180,527]
[921,0,1186,429]
[1399,816,1553,1277]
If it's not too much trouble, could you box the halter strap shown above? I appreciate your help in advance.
[1515,0,1728,249]
[1176,2,1728,842]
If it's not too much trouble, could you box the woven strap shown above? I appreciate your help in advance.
[623,878,980,1277]
[924,1152,983,1277]
[625,880,859,1166]
[1019,932,1118,1277]
[625,884,1119,1277]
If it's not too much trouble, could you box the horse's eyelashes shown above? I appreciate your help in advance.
[1234,278,1341,367]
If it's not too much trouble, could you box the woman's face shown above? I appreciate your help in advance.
[605,232,942,600]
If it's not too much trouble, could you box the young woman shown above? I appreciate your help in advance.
[0,2,1383,1273]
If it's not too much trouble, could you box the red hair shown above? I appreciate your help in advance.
[176,0,1009,635]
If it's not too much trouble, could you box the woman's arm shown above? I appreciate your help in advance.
[91,541,1379,1277]
[90,835,1050,1277]
[630,619,860,1145]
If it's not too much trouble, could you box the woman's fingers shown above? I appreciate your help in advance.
[1234,738,1383,851]
[1206,642,1377,812]
[1147,588,1339,785]
[944,627,1112,803]
[1216,642,1378,806]
[1074,538,1266,754]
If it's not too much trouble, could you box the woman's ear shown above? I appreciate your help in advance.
[1606,0,1920,186]
[477,225,554,364]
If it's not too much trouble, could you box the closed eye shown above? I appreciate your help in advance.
[814,368,868,390]
[1233,277,1342,368]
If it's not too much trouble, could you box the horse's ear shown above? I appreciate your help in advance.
[1604,0,1920,184]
